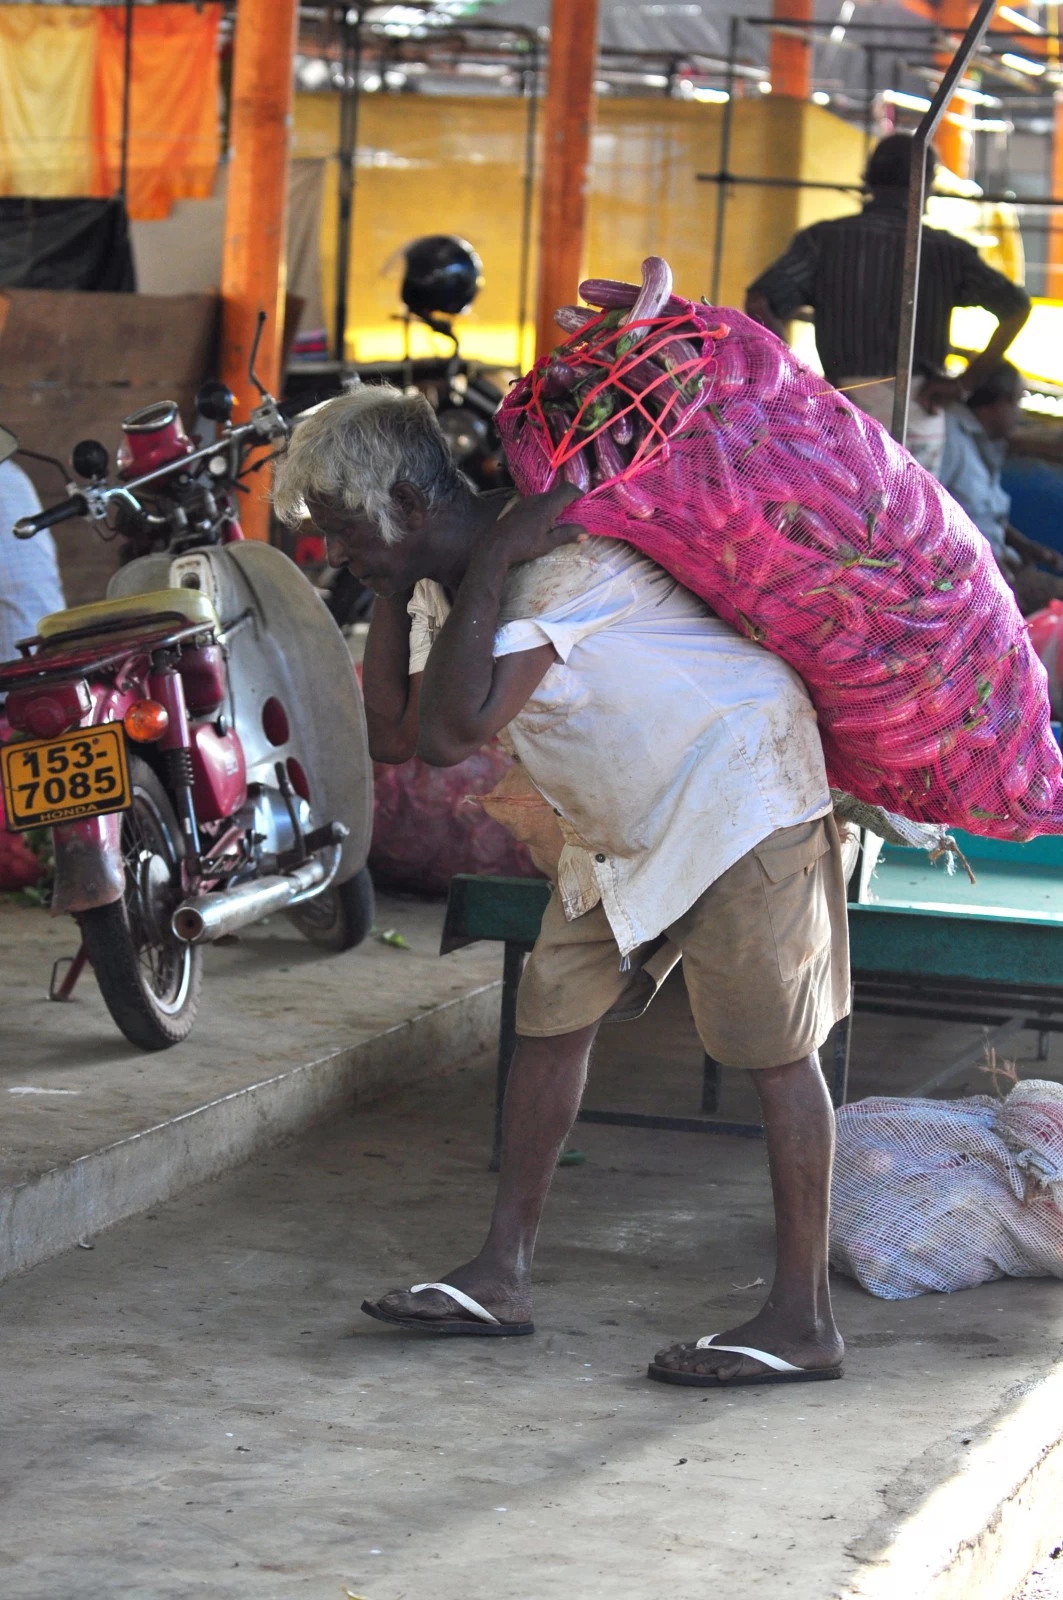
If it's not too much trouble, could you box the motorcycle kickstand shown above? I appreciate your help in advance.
[50,944,90,1003]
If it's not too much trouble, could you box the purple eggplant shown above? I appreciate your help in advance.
[611,410,634,446]
[562,450,591,493]
[554,305,598,335]
[539,360,581,399]
[617,257,674,349]
[593,428,655,518]
[578,277,639,308]
[580,277,689,320]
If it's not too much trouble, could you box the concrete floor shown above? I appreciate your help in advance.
[0,894,500,1193]
[3,1029,1063,1600]
[4,897,1063,1596]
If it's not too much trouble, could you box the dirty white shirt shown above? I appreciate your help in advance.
[408,538,830,958]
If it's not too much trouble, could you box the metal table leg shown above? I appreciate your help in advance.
[491,941,525,1171]
[830,999,853,1109]
[701,1053,721,1113]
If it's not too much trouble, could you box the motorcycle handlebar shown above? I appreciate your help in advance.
[13,493,88,539]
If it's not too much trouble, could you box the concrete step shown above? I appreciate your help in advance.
[0,893,502,1280]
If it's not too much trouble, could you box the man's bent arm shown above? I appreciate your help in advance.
[362,591,421,765]
[743,289,788,340]
[418,485,582,766]
[964,307,1030,393]
[921,308,1030,412]
[417,543,555,766]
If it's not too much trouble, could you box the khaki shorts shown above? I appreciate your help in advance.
[515,817,851,1071]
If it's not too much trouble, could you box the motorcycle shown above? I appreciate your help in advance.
[0,324,374,1051]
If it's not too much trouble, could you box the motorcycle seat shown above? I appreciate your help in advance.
[37,587,220,642]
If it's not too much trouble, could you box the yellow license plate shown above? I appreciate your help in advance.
[1,723,131,831]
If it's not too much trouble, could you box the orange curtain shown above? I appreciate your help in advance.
[0,7,99,197]
[94,4,222,221]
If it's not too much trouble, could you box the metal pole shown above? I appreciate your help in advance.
[710,14,739,306]
[699,173,864,194]
[864,44,875,155]
[118,0,135,203]
[334,7,362,366]
[516,36,540,371]
[890,0,996,446]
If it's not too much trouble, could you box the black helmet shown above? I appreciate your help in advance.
[401,235,484,320]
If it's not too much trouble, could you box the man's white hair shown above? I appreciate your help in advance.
[272,384,465,545]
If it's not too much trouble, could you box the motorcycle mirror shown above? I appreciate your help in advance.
[0,424,18,465]
[196,379,235,425]
[247,309,269,400]
[11,442,70,490]
[71,438,110,481]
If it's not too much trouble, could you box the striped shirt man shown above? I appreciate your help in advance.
[745,134,1031,479]
[746,191,1030,387]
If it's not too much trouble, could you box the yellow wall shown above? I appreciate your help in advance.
[294,92,867,368]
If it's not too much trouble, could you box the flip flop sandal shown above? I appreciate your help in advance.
[647,1333,844,1388]
[361,1281,535,1338]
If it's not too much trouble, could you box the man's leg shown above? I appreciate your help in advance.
[369,1021,599,1326]
[652,1050,844,1380]
[650,818,849,1380]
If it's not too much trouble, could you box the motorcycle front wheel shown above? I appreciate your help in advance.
[79,755,202,1050]
[286,865,375,952]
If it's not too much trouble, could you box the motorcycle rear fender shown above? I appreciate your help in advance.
[51,811,124,915]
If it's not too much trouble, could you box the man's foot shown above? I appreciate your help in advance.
[363,1259,533,1330]
[651,1307,844,1385]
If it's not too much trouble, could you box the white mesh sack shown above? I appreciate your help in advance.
[830,1081,1063,1300]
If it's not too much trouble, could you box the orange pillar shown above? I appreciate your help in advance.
[534,0,601,360]
[220,0,298,540]
[1049,93,1063,299]
[936,0,973,179]
[770,0,813,100]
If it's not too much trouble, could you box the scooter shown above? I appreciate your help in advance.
[0,325,374,1051]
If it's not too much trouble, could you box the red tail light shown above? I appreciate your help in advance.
[5,679,92,739]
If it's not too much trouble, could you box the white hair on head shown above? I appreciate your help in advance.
[272,384,465,545]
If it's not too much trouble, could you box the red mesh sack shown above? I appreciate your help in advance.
[497,261,1062,840]
[369,743,538,895]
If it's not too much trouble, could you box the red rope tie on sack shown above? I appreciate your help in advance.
[519,308,728,488]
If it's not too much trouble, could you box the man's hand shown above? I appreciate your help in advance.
[917,375,965,415]
[1007,525,1063,573]
[479,482,587,572]
[744,289,788,341]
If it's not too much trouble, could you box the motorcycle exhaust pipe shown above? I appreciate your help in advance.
[172,857,329,944]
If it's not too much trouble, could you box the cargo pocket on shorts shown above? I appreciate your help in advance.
[752,821,832,981]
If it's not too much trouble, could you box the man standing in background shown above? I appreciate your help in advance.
[0,455,64,664]
[745,133,1030,477]
[0,452,65,888]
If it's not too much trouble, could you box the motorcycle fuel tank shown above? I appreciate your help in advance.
[107,543,372,881]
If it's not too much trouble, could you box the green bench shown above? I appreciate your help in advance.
[441,873,852,1165]
[443,836,1063,1166]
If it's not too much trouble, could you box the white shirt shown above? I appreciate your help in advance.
[409,538,830,958]
[0,461,65,663]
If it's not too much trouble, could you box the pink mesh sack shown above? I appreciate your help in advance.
[497,260,1062,840]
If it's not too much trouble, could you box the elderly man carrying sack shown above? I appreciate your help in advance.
[274,388,849,1389]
